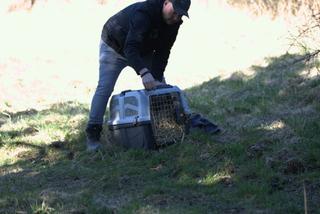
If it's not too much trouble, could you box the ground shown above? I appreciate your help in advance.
[0,1,319,213]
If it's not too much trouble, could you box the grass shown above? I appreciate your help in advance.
[0,53,320,213]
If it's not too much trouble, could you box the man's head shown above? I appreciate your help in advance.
[162,0,191,25]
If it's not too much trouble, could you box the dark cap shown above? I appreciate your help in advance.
[170,0,191,18]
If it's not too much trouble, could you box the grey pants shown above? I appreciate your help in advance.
[88,40,155,126]
[87,40,191,128]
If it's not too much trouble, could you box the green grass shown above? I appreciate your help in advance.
[0,53,320,213]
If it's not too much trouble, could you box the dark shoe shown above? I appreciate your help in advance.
[204,122,221,135]
[86,137,101,152]
[85,124,103,152]
[190,113,221,135]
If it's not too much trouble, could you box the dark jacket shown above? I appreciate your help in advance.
[101,0,182,81]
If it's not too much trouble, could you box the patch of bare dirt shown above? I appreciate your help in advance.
[247,139,274,158]
[265,148,305,174]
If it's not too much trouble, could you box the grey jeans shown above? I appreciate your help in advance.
[87,40,190,128]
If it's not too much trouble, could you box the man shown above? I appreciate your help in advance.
[85,0,191,151]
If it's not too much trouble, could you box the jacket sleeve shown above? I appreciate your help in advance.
[151,24,180,81]
[123,10,151,75]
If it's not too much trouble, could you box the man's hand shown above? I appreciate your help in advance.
[139,68,162,89]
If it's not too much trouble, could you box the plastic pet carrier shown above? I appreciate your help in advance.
[107,85,190,149]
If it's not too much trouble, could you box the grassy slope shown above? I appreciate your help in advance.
[0,53,319,213]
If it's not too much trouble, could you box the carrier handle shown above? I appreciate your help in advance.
[148,84,173,91]
[120,90,132,96]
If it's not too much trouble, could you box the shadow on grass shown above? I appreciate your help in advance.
[184,52,320,212]
[186,53,320,143]
[0,53,319,213]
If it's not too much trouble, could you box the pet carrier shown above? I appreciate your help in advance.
[107,85,190,149]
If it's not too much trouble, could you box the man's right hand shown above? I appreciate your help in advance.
[139,68,161,89]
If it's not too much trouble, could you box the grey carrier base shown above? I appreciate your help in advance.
[107,85,190,150]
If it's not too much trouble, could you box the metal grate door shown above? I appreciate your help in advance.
[149,92,185,146]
